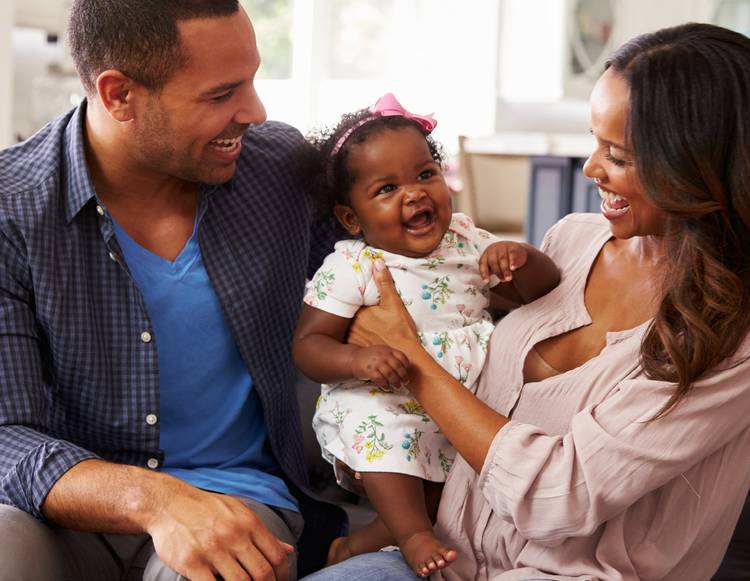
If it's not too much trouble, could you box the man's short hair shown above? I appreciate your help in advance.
[68,0,240,95]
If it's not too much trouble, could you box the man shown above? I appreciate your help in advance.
[0,1,343,579]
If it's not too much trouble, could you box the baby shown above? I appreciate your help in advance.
[293,93,560,577]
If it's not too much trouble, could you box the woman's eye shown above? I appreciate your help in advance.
[377,184,397,195]
[604,152,629,168]
[417,170,434,180]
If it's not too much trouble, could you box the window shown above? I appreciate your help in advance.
[245,0,500,153]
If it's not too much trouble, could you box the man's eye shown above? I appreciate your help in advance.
[211,91,233,103]
[377,184,397,195]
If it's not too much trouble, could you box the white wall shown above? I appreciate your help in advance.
[0,0,15,147]
[494,0,716,135]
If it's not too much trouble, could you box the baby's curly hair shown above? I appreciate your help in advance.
[299,106,445,231]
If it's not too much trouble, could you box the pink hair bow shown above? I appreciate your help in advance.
[330,93,438,157]
[371,93,437,133]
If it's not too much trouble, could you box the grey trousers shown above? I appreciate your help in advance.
[0,499,303,581]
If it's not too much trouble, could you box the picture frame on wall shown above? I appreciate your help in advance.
[563,0,618,99]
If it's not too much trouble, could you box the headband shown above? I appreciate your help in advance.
[329,92,438,158]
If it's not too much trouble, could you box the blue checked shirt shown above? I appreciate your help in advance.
[0,102,335,520]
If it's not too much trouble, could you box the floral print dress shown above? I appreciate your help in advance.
[305,213,499,481]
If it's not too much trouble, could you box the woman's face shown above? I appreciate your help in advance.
[583,68,668,238]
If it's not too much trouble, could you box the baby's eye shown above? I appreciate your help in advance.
[377,184,397,195]
[417,170,435,180]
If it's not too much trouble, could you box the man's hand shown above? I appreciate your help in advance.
[146,484,294,581]
[479,241,530,283]
[349,345,410,391]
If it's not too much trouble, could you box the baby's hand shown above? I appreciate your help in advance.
[479,241,529,283]
[349,345,410,391]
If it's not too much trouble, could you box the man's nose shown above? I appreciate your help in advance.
[235,85,267,125]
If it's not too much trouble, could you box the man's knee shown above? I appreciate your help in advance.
[0,504,67,581]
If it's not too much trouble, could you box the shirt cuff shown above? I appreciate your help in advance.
[4,438,99,521]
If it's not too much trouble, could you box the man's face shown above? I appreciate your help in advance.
[131,10,267,185]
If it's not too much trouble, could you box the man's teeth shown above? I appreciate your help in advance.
[210,136,242,150]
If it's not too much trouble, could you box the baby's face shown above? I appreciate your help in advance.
[335,126,452,258]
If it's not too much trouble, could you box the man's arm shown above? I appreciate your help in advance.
[0,228,292,581]
[44,460,293,581]
[0,227,100,517]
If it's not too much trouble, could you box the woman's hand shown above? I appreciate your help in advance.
[348,260,419,352]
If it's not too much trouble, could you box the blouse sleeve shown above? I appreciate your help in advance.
[303,241,369,318]
[477,349,750,544]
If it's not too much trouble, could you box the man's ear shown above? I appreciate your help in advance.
[333,204,362,236]
[95,70,138,123]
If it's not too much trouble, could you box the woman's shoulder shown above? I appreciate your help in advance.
[540,212,610,257]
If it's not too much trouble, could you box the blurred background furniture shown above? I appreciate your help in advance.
[457,131,598,245]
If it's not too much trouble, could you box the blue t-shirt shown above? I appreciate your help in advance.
[113,215,297,512]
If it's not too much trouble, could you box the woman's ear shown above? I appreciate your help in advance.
[333,204,362,236]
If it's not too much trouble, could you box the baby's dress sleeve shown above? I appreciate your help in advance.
[450,212,501,288]
[303,240,370,318]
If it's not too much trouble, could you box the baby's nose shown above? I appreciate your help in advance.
[403,187,426,202]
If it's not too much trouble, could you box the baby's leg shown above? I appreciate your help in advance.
[363,473,456,577]
[327,514,393,566]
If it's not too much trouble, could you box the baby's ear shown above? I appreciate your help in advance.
[333,204,362,236]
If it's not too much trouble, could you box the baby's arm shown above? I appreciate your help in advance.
[479,241,560,309]
[293,303,410,390]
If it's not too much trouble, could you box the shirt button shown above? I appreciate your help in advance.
[146,457,159,469]
[96,205,105,216]
[145,413,158,425]
[140,331,152,343]
[108,251,117,262]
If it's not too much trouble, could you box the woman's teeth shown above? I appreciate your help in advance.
[209,136,242,151]
[599,188,629,210]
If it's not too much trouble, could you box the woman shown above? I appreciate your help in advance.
[303,22,750,581]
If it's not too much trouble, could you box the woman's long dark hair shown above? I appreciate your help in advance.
[607,23,750,416]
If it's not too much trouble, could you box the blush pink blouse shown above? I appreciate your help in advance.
[432,213,750,581]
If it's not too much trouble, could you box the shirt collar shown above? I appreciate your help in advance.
[61,99,223,225]
[63,99,99,224]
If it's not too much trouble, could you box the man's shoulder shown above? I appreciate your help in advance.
[242,120,304,159]
[232,120,307,197]
[0,111,72,201]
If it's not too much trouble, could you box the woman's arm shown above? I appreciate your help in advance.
[347,260,508,472]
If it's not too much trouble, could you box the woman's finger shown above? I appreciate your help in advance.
[371,259,401,306]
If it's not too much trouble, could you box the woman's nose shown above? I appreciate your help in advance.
[582,153,605,182]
